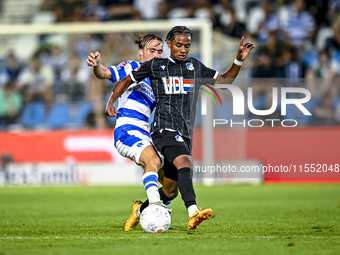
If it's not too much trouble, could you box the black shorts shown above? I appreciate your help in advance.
[152,130,192,181]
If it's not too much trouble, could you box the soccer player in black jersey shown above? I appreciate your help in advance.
[106,26,255,230]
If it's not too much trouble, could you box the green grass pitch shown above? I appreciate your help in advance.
[0,184,339,255]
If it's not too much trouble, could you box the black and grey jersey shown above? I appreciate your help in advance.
[130,56,218,140]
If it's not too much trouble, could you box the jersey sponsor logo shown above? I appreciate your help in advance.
[139,80,155,101]
[161,65,166,70]
[175,135,184,142]
[186,63,194,71]
[161,76,194,94]
[137,142,144,147]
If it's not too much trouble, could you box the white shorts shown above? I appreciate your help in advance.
[115,129,164,169]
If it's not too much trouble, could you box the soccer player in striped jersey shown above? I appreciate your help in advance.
[105,26,255,230]
[86,33,175,231]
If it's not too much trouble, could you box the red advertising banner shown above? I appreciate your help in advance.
[1,127,339,182]
[0,130,128,163]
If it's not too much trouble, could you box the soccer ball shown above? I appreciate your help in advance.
[140,204,171,233]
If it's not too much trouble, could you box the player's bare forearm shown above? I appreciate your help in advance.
[219,64,241,81]
[87,51,112,80]
[218,36,255,83]
[93,64,112,80]
[105,76,133,117]
[112,76,133,101]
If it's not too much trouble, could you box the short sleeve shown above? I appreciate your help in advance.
[130,59,153,83]
[195,59,219,85]
[108,60,140,83]
[196,59,218,80]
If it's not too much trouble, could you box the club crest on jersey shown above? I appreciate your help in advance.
[175,135,184,142]
[186,63,194,71]
[161,76,194,94]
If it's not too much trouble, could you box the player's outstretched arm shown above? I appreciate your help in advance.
[105,76,133,117]
[219,37,255,81]
[86,51,112,80]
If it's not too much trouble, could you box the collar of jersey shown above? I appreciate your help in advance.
[168,56,190,63]
[168,56,177,63]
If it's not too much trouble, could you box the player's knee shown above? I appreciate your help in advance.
[173,154,192,169]
[163,181,179,199]
[164,187,178,199]
[146,154,161,170]
[168,189,178,199]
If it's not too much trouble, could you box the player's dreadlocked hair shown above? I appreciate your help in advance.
[165,26,193,42]
[135,33,163,49]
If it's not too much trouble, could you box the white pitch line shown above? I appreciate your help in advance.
[0,235,339,240]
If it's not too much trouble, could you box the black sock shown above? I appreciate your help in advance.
[178,167,196,209]
[139,187,171,213]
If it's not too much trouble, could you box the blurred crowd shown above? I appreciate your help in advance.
[0,0,340,130]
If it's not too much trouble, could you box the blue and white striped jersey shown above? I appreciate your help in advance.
[284,11,315,46]
[108,60,156,144]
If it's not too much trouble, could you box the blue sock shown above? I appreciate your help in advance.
[139,187,172,213]
[142,172,160,203]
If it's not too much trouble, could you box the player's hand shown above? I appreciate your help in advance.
[105,100,119,117]
[86,51,101,67]
[236,37,255,62]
